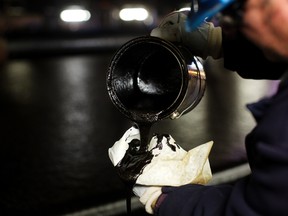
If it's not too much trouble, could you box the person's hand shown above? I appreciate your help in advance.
[241,0,288,61]
[150,11,222,59]
[108,126,140,167]
[108,126,214,214]
[108,126,151,184]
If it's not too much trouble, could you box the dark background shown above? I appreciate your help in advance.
[0,1,279,215]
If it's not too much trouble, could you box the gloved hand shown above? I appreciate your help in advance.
[150,11,222,59]
[108,126,213,214]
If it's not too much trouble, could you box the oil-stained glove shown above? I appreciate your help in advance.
[150,11,222,59]
[108,126,213,214]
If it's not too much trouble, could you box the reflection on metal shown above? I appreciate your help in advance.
[60,7,91,22]
[171,57,206,119]
[107,36,206,123]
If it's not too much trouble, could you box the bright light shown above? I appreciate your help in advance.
[179,7,191,12]
[60,8,91,22]
[119,8,149,21]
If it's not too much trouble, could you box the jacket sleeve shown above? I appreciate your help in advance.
[233,85,288,216]
[155,80,288,216]
[222,31,287,80]
[155,184,232,216]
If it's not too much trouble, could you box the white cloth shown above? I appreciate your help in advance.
[136,135,213,186]
[108,126,140,166]
[108,126,214,214]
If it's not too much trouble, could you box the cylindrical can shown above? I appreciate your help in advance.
[107,36,206,123]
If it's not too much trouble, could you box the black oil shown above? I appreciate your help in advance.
[117,125,181,215]
[125,186,133,215]
[107,36,187,123]
[107,37,190,215]
[110,50,182,120]
[116,123,154,215]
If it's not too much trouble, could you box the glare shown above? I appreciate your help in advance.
[60,8,91,22]
[119,8,149,21]
[179,7,191,12]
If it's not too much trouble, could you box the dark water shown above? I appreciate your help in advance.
[0,55,278,215]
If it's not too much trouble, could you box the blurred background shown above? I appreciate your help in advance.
[0,1,279,216]
[0,0,192,59]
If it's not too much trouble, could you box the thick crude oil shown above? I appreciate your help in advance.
[116,122,154,215]
[108,37,187,215]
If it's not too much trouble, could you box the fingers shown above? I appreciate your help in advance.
[150,11,187,42]
[241,0,288,59]
[158,11,187,27]
[108,126,140,166]
[150,27,179,42]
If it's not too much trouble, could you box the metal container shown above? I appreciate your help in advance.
[106,36,206,124]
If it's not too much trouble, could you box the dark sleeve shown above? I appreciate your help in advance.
[156,86,288,216]
[235,85,288,215]
[222,31,287,80]
[155,184,232,216]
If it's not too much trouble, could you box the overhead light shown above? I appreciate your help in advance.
[119,7,149,21]
[60,7,91,22]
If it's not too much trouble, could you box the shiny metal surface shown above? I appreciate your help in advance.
[107,36,206,123]
[0,54,278,215]
[171,57,206,119]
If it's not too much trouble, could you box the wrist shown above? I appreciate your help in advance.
[208,26,223,59]
[137,186,162,214]
[153,193,168,214]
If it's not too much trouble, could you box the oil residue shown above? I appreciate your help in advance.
[107,37,186,215]
[117,122,181,215]
[116,122,154,215]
